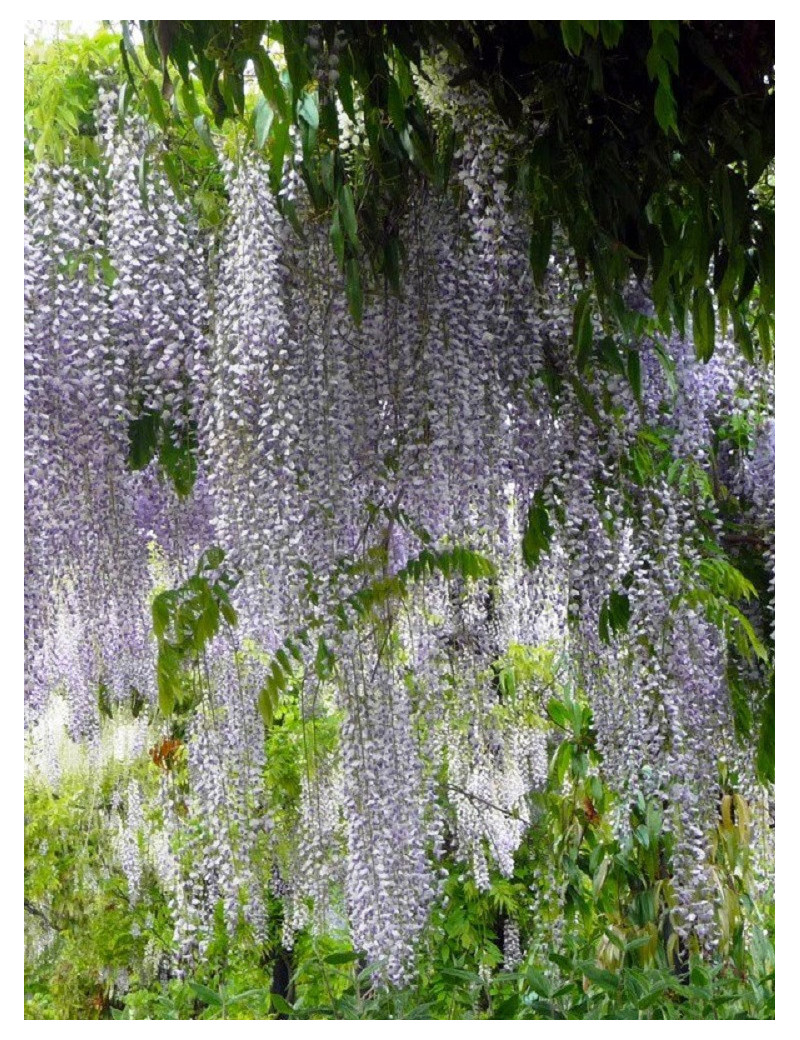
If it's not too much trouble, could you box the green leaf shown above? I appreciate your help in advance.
[550,739,572,786]
[529,217,553,287]
[193,114,216,152]
[270,992,295,1017]
[336,56,355,120]
[128,410,159,470]
[547,698,570,730]
[161,153,183,199]
[152,594,171,639]
[717,167,735,246]
[595,335,625,376]
[581,964,619,995]
[121,20,145,75]
[608,590,631,635]
[757,313,773,364]
[324,950,359,965]
[692,285,715,362]
[253,48,289,121]
[227,989,266,1006]
[143,79,168,130]
[264,117,289,195]
[493,994,520,1019]
[756,676,774,784]
[757,228,774,313]
[330,209,345,268]
[600,22,624,47]
[346,257,363,325]
[298,91,319,130]
[157,644,180,716]
[258,683,274,727]
[117,80,132,132]
[592,857,610,897]
[279,20,311,105]
[522,491,554,568]
[189,982,223,1007]
[254,96,274,149]
[561,22,584,56]
[654,80,678,135]
[526,968,553,998]
[159,423,197,498]
[198,546,225,571]
[338,184,358,247]
[388,77,407,132]
[599,600,610,644]
[179,80,201,119]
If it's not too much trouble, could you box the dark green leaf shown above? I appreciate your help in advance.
[600,22,624,47]
[547,698,570,730]
[654,80,678,135]
[522,491,554,568]
[529,218,553,287]
[346,257,363,325]
[388,77,407,132]
[757,313,773,364]
[338,184,358,247]
[188,982,223,1007]
[324,950,359,965]
[692,285,715,362]
[561,22,584,56]
[128,410,159,471]
[258,683,274,727]
[756,676,774,784]
[493,994,520,1019]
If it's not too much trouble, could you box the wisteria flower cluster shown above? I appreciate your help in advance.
[24,73,774,983]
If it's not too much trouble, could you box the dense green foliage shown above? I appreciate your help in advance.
[121,19,774,357]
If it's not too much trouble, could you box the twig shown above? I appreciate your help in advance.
[444,782,523,821]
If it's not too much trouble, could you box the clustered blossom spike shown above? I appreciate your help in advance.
[117,779,145,905]
[25,70,774,984]
[334,645,435,987]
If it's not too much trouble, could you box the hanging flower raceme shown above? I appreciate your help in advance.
[24,72,774,985]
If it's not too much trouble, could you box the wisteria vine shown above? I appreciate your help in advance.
[24,71,774,986]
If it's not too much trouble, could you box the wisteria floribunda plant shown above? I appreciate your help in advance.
[24,61,774,992]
